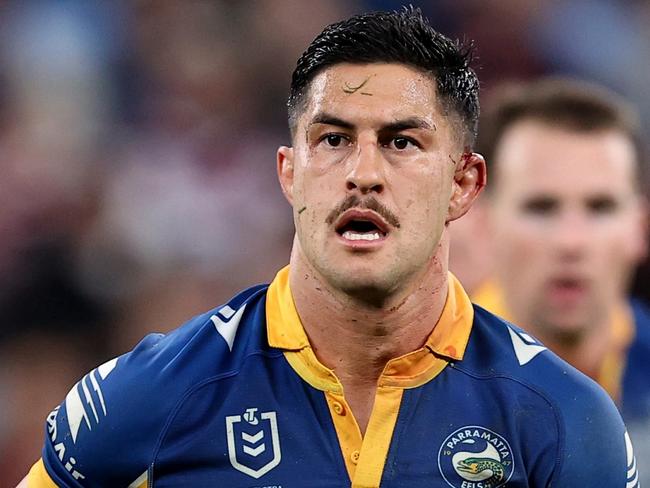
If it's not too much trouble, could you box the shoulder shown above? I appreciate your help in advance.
[40,283,271,487]
[459,305,637,486]
[463,306,619,416]
[465,305,602,390]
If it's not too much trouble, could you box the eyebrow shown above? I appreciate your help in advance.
[309,113,354,130]
[308,112,435,132]
[383,117,435,132]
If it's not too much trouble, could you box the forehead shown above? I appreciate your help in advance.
[301,63,441,126]
[494,120,637,196]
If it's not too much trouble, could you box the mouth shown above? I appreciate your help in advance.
[334,209,389,245]
[546,276,588,305]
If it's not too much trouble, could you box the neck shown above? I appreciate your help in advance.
[288,236,450,386]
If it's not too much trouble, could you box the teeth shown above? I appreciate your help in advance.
[342,231,382,241]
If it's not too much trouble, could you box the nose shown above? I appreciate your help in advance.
[552,210,589,260]
[345,140,385,194]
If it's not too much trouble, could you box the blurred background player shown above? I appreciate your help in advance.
[457,77,650,482]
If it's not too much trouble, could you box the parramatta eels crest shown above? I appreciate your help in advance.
[438,426,514,488]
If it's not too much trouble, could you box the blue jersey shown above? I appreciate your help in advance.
[623,298,650,422]
[474,281,650,422]
[29,267,639,487]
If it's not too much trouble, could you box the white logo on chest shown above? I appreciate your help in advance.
[226,407,282,479]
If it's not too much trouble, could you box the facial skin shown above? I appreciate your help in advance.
[277,63,484,307]
[490,120,646,343]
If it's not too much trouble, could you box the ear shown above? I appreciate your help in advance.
[447,152,487,223]
[277,146,295,206]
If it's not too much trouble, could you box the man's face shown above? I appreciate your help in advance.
[278,63,471,299]
[490,120,646,340]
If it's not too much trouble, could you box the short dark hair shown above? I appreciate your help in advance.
[287,7,479,149]
[478,78,643,190]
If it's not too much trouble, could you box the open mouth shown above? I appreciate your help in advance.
[335,210,389,242]
[547,277,588,303]
[550,277,586,291]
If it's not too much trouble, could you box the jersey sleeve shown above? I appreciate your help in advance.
[551,379,640,487]
[36,333,170,487]
[29,284,265,487]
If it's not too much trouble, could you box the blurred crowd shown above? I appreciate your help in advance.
[2,1,650,485]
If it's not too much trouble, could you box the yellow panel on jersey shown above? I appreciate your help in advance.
[324,391,362,479]
[352,386,403,488]
[472,279,634,404]
[600,304,634,403]
[26,459,58,488]
[127,470,149,488]
[266,266,474,484]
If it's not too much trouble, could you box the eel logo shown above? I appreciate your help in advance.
[438,426,514,488]
[226,408,281,479]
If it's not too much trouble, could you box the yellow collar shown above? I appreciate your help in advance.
[266,266,474,390]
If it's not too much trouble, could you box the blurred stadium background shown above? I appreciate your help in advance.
[1,0,650,484]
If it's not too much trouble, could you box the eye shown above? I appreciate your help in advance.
[394,137,410,150]
[521,196,558,216]
[587,196,618,215]
[385,136,418,151]
[323,134,348,148]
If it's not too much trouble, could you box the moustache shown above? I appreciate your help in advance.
[325,195,400,228]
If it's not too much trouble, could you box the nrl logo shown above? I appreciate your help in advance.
[226,408,281,479]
